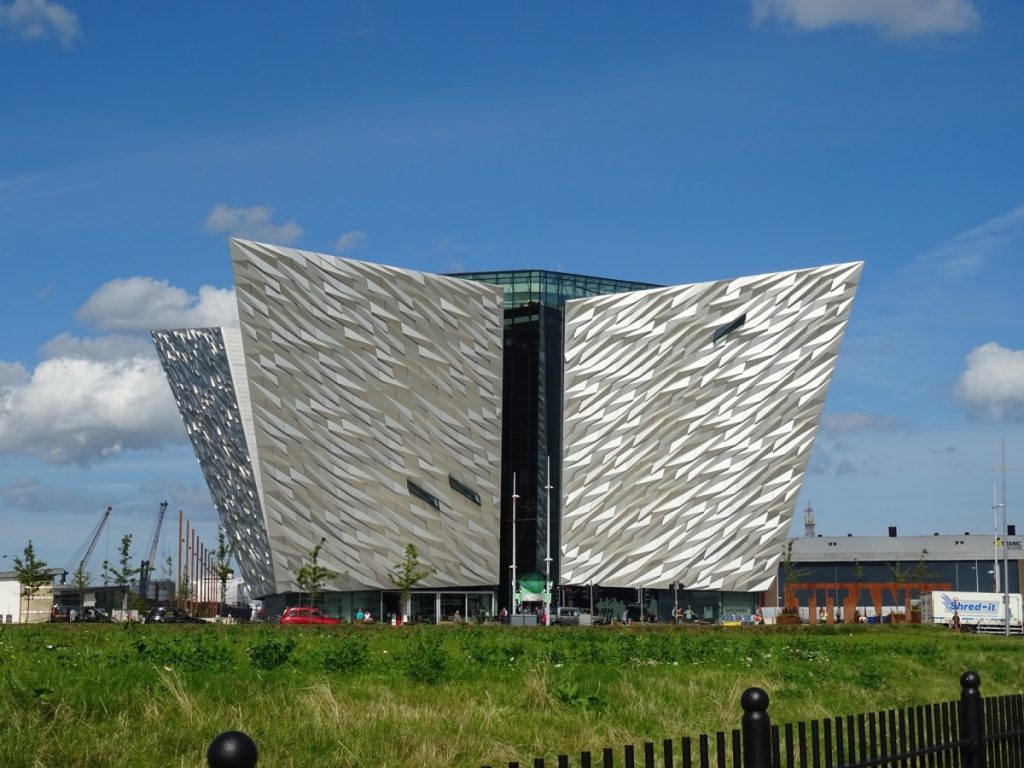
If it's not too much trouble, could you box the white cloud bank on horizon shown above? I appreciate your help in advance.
[76,276,238,332]
[0,276,239,465]
[751,0,979,38]
[0,354,184,464]
[0,360,30,387]
[955,343,1024,421]
[204,203,304,245]
[0,0,80,48]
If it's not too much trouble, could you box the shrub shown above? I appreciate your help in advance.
[248,633,296,670]
[134,631,234,672]
[321,635,369,672]
[403,638,448,684]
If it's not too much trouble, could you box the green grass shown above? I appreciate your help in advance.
[0,622,1019,767]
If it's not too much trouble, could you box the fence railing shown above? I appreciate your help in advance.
[205,671,1024,768]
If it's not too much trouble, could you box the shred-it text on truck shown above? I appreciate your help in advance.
[919,590,1024,635]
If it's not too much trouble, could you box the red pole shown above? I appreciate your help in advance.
[201,543,207,615]
[192,532,197,618]
[177,510,183,608]
[184,520,190,609]
[208,549,214,616]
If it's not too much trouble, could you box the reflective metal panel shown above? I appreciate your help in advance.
[230,240,504,592]
[560,262,863,591]
[152,327,276,596]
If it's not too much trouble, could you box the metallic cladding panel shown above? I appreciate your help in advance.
[560,262,863,591]
[151,327,276,597]
[230,239,504,592]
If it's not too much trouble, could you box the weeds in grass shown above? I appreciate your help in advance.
[247,631,296,669]
[402,636,448,684]
[1,623,1021,768]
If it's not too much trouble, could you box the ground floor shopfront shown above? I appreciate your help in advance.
[263,589,498,624]
[263,585,763,625]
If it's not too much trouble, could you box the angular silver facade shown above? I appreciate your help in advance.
[229,240,504,593]
[152,327,276,597]
[560,262,863,591]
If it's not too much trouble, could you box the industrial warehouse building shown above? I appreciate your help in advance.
[776,516,1023,623]
[153,239,862,622]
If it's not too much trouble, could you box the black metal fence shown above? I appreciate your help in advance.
[480,672,1024,768]
[205,671,1024,768]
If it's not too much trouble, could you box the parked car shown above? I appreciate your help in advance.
[77,606,114,623]
[144,606,205,624]
[50,605,115,623]
[552,607,594,626]
[50,604,72,622]
[279,607,341,625]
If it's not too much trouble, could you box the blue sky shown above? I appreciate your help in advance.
[1,1,1023,573]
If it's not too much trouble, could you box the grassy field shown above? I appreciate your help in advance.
[1,622,1021,768]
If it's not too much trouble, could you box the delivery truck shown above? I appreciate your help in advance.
[919,590,1023,635]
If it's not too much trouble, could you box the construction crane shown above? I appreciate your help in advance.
[138,500,169,599]
[63,506,112,586]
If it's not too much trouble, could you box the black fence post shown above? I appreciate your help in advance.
[959,671,986,768]
[741,687,771,768]
[207,731,258,768]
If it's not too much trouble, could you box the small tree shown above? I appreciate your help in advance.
[103,534,140,618]
[388,543,436,623]
[178,564,191,608]
[780,540,807,613]
[162,555,175,602]
[912,551,935,585]
[13,541,49,623]
[72,563,90,609]
[295,537,337,609]
[887,561,911,617]
[212,529,234,621]
[888,561,907,584]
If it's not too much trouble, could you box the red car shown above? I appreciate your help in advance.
[278,607,340,625]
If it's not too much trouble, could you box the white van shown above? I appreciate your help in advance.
[554,607,593,626]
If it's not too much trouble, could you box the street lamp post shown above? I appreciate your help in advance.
[544,455,553,627]
[993,488,1002,594]
[510,472,519,617]
[994,440,1021,637]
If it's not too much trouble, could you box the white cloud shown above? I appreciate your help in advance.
[76,277,238,332]
[0,354,185,465]
[925,203,1024,279]
[955,342,1024,421]
[0,360,30,388]
[204,203,303,244]
[41,333,154,362]
[0,0,81,48]
[0,275,240,465]
[752,0,980,38]
[0,476,105,514]
[334,229,367,253]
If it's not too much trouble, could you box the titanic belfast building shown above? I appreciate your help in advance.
[153,239,862,621]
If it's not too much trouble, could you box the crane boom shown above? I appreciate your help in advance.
[62,506,112,586]
[138,501,168,598]
[76,506,112,577]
